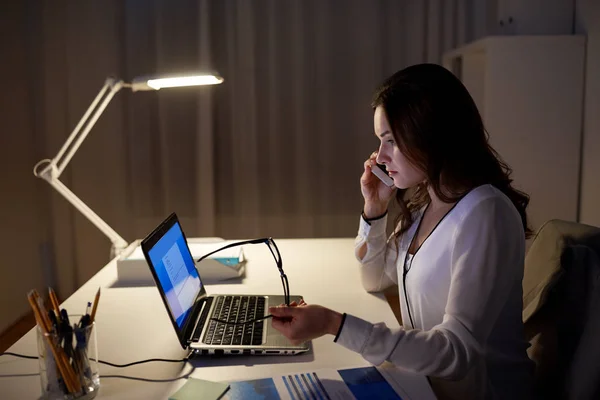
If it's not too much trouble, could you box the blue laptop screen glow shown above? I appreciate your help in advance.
[148,222,201,328]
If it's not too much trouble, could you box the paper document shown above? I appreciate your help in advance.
[222,365,433,400]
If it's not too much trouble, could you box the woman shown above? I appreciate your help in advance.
[270,63,535,399]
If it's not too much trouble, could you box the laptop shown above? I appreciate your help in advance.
[141,212,310,356]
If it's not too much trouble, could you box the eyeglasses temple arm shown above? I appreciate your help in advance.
[195,238,269,263]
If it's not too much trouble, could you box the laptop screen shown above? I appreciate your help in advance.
[147,221,202,328]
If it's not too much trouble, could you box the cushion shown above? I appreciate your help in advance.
[522,220,600,322]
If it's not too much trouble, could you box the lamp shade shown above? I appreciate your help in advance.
[130,73,224,91]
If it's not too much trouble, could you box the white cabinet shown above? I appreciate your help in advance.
[443,35,586,231]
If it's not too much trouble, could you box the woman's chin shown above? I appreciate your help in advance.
[392,178,408,190]
[392,177,420,190]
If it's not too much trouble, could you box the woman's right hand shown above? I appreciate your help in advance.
[360,152,395,217]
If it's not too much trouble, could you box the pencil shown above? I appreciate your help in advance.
[48,288,61,322]
[31,290,52,333]
[90,287,101,323]
[27,291,48,332]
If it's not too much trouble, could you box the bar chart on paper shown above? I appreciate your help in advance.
[222,366,415,400]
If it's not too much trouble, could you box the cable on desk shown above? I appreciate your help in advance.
[92,357,190,368]
[1,352,37,360]
[0,352,189,368]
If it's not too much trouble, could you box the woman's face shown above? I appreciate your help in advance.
[374,106,426,189]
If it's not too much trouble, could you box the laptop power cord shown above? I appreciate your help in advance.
[1,351,189,368]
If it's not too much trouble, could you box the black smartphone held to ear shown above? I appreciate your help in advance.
[371,163,395,187]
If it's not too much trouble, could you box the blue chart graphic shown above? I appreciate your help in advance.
[224,378,280,400]
[282,373,331,400]
[338,367,402,400]
[224,367,401,400]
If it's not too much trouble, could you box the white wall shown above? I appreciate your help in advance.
[495,0,575,35]
[576,0,600,227]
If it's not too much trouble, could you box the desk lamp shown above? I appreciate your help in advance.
[33,73,223,257]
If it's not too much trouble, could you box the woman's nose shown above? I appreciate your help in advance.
[375,147,387,164]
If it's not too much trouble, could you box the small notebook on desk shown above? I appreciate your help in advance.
[116,238,245,285]
[169,378,229,400]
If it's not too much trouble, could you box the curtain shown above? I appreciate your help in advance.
[206,0,473,238]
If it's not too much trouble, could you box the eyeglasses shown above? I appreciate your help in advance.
[195,237,289,325]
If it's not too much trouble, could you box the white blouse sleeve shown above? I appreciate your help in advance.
[340,196,525,379]
[354,215,400,292]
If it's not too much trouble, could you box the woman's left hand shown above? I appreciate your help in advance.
[269,303,343,345]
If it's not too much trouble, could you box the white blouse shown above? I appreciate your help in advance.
[336,184,534,399]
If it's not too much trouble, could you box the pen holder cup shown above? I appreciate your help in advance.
[36,316,100,400]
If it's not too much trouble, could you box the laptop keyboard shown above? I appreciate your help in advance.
[202,296,266,346]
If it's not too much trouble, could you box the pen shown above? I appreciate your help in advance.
[61,309,71,328]
[48,310,59,334]
[78,314,90,329]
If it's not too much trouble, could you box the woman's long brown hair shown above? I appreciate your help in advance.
[372,63,532,239]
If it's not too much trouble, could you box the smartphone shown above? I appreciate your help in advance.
[371,163,395,187]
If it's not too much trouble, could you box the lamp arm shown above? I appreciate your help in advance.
[34,77,130,257]
[47,178,129,256]
[52,79,111,174]
[56,78,125,177]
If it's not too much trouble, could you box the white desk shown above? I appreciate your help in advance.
[0,238,435,399]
